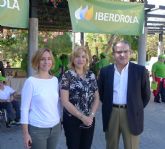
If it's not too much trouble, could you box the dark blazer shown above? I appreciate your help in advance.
[0,61,5,76]
[98,62,151,135]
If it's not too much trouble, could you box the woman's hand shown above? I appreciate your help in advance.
[81,115,93,126]
[23,133,32,149]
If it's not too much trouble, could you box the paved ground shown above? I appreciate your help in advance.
[0,95,165,149]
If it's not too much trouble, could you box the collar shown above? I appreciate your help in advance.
[114,62,129,73]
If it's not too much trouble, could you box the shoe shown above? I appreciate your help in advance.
[15,121,21,125]
[14,119,21,125]
[9,120,17,126]
[154,100,161,103]
[6,122,11,128]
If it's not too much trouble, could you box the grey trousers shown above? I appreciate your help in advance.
[29,123,61,149]
[105,107,139,149]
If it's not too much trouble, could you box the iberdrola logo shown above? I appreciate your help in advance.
[75,6,93,20]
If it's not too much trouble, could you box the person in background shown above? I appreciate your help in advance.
[98,40,150,149]
[60,46,100,149]
[95,52,109,77]
[52,55,62,79]
[21,48,61,149]
[89,55,99,76]
[6,61,11,68]
[0,61,5,76]
[151,54,165,103]
[59,54,69,80]
[0,75,20,127]
[98,52,109,69]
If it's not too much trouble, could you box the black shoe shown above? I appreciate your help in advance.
[9,120,17,126]
[154,100,161,103]
[6,122,11,128]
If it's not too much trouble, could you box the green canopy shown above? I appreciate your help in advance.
[0,0,29,28]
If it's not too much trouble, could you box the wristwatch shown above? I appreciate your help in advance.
[91,112,95,117]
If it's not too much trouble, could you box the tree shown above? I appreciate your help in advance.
[0,29,72,72]
[146,34,159,60]
[39,32,72,55]
[0,29,28,67]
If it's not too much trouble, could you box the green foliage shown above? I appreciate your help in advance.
[40,32,72,55]
[86,33,164,62]
[85,33,109,57]
[146,34,159,60]
[122,35,138,51]
[0,36,17,46]
[0,29,162,72]
[21,53,28,72]
[0,30,28,68]
[0,30,72,72]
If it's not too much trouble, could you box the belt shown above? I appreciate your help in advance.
[113,104,127,108]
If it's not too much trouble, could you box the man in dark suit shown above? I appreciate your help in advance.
[98,40,151,149]
[0,61,5,76]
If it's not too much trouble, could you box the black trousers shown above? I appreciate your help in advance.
[0,101,20,122]
[160,81,165,102]
[0,102,14,121]
[154,81,165,102]
[63,112,95,149]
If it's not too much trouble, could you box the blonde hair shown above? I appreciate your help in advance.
[31,48,54,71]
[70,46,89,72]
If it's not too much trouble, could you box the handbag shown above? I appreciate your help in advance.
[151,81,158,90]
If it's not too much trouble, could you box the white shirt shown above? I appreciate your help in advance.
[113,63,129,104]
[0,85,15,100]
[20,76,61,128]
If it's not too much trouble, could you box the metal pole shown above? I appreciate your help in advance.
[138,27,148,66]
[28,0,38,76]
[80,32,84,46]
[28,18,38,76]
[72,32,75,51]
[158,32,163,56]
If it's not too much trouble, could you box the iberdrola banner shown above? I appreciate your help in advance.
[68,0,144,35]
[0,0,29,28]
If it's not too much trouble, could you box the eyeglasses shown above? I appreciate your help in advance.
[114,50,130,55]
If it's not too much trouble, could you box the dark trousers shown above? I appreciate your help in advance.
[63,112,95,149]
[160,81,165,102]
[0,100,20,122]
[0,102,14,121]
[154,81,165,102]
[11,100,20,121]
